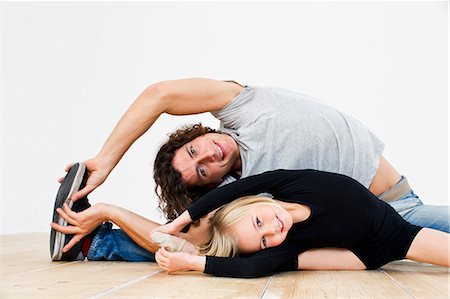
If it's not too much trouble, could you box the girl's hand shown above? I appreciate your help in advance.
[155,247,195,273]
[155,247,206,273]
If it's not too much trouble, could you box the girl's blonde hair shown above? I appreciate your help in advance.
[199,195,281,257]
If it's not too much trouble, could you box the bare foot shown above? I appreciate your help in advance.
[151,232,198,255]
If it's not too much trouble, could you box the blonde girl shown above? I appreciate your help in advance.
[154,170,449,278]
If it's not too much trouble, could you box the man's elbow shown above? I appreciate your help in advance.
[141,81,172,101]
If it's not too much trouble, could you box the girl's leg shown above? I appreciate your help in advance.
[298,248,366,270]
[406,228,450,267]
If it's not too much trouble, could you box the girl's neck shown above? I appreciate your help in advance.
[274,200,311,223]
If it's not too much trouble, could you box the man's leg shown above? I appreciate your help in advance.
[87,222,156,262]
[387,190,449,233]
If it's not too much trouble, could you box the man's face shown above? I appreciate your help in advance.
[172,133,241,187]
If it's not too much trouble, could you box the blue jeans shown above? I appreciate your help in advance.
[87,222,156,262]
[87,187,449,262]
[388,190,449,233]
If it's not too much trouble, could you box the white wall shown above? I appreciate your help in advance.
[2,1,448,234]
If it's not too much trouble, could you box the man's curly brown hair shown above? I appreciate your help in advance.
[153,123,220,221]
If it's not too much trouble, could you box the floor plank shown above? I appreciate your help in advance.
[1,233,162,298]
[262,270,413,299]
[381,261,450,299]
[1,233,449,299]
[103,272,270,299]
[2,261,161,299]
[1,233,57,277]
[1,233,48,255]
[1,247,61,278]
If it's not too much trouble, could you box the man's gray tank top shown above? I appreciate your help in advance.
[212,86,384,188]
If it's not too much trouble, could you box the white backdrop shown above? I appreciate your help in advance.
[2,1,448,234]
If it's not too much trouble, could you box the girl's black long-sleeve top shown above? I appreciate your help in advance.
[187,170,421,278]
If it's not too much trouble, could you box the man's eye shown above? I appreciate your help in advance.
[190,146,196,155]
[256,217,261,227]
[262,237,267,248]
[199,165,206,177]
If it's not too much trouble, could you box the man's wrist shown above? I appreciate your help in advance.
[93,154,116,173]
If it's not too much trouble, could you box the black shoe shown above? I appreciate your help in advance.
[50,162,91,261]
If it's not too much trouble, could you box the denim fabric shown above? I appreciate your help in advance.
[388,189,449,233]
[87,222,156,262]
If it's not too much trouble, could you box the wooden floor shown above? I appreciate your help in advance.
[1,233,448,299]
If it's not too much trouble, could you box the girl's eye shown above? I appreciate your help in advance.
[262,237,267,248]
[190,146,196,155]
[199,165,206,177]
[256,217,261,227]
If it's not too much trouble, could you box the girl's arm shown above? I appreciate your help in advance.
[153,170,305,236]
[406,228,450,267]
[156,243,301,278]
[187,170,306,221]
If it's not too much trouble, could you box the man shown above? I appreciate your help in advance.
[51,78,449,262]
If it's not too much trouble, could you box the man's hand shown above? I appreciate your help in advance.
[155,247,206,273]
[58,158,110,202]
[50,203,109,253]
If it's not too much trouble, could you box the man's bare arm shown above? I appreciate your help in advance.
[70,78,244,200]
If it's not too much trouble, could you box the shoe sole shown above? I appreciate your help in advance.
[50,163,86,260]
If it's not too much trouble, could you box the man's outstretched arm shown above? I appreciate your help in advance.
[68,78,244,201]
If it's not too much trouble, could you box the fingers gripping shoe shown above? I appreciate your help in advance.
[50,163,91,261]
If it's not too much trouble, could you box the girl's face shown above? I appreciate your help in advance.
[232,204,293,253]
